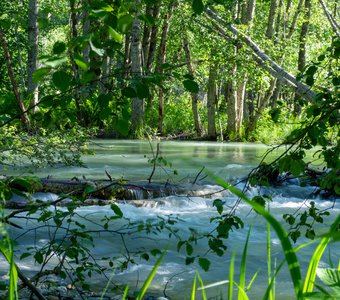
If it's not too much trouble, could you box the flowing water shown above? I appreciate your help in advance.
[2,140,339,299]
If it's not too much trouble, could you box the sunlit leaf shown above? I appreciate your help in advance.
[108,26,123,43]
[33,68,51,84]
[117,14,133,33]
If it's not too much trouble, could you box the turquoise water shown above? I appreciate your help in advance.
[2,140,338,299]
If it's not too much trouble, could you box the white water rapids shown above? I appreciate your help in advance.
[2,140,339,299]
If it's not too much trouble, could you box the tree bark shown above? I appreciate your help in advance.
[157,3,174,134]
[0,27,30,129]
[207,56,217,140]
[318,0,340,38]
[204,9,316,102]
[146,4,160,71]
[27,0,39,113]
[182,34,203,136]
[266,0,279,39]
[142,4,153,67]
[130,0,144,137]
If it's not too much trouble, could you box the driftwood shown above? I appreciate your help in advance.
[4,177,229,209]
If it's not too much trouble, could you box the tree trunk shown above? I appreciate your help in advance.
[266,0,279,38]
[295,0,312,115]
[0,27,30,129]
[27,0,39,113]
[157,4,174,134]
[286,0,304,39]
[130,0,144,137]
[146,5,160,71]
[318,0,340,38]
[205,9,316,102]
[182,35,203,136]
[207,56,217,140]
[226,62,238,137]
[142,4,153,67]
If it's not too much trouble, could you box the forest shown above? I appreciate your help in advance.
[0,0,339,299]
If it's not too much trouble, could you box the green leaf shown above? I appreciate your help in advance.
[332,76,340,86]
[213,199,224,215]
[84,184,96,194]
[52,71,71,91]
[20,252,32,260]
[43,56,68,67]
[53,41,66,55]
[198,257,210,271]
[33,67,51,83]
[89,39,105,56]
[136,82,150,99]
[183,79,199,93]
[117,14,134,34]
[185,256,195,265]
[186,243,193,256]
[192,0,204,15]
[122,86,137,98]
[306,76,314,86]
[74,53,89,71]
[306,65,318,76]
[108,26,123,43]
[116,118,129,136]
[290,159,305,177]
[110,204,123,218]
[34,251,44,264]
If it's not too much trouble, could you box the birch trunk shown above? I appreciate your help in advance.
[207,57,217,140]
[27,0,39,113]
[146,5,160,71]
[157,4,174,134]
[182,35,203,136]
[130,0,144,137]
[204,9,316,102]
[266,0,279,38]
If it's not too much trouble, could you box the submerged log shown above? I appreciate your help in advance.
[3,177,229,209]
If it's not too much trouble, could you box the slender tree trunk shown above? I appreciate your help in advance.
[182,34,203,136]
[15,25,26,93]
[142,4,153,67]
[130,0,144,137]
[207,56,217,140]
[27,0,39,113]
[266,0,279,39]
[295,0,312,114]
[226,60,238,136]
[0,27,30,129]
[205,9,316,102]
[286,0,304,39]
[146,5,160,71]
[157,4,174,135]
[318,0,340,38]
[69,0,84,123]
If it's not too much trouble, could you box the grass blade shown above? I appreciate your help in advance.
[191,273,197,300]
[136,249,167,300]
[246,269,259,291]
[229,252,235,300]
[121,285,129,300]
[196,272,207,300]
[238,226,252,300]
[214,176,303,299]
[303,215,340,294]
[266,209,273,300]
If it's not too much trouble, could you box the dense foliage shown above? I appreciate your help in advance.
[0,0,339,299]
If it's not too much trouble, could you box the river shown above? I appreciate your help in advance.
[2,140,339,299]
